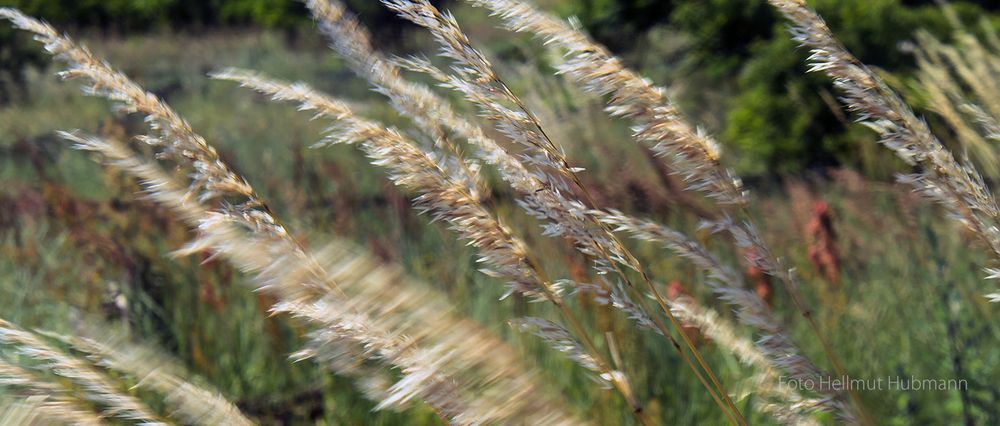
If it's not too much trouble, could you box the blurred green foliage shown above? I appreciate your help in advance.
[5,0,1000,175]
[0,0,449,104]
[4,0,1000,174]
[709,0,953,175]
[3,0,299,29]
[0,26,44,104]
[1,12,1000,423]
[558,0,1000,176]
[0,0,452,29]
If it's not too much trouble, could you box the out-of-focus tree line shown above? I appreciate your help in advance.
[0,0,394,29]
[559,0,1000,177]
[0,0,433,102]
[3,0,1000,177]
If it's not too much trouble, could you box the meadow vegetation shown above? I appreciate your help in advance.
[0,0,999,425]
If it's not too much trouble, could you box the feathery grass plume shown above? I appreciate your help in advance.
[464,0,808,352]
[0,8,257,209]
[44,331,255,426]
[464,0,745,206]
[66,125,576,424]
[0,316,256,425]
[0,395,101,426]
[63,125,574,423]
[373,5,656,288]
[262,3,663,413]
[462,2,869,421]
[295,3,743,418]
[61,128,566,425]
[382,1,855,422]
[307,0,625,286]
[171,217,497,422]
[0,319,164,423]
[910,3,1000,180]
[307,1,658,315]
[0,8,579,423]
[57,134,436,416]
[213,68,550,301]
[380,0,576,182]
[595,210,848,420]
[371,0,621,318]
[912,31,1000,177]
[376,1,747,422]
[263,241,582,425]
[306,1,683,333]
[306,0,505,187]
[510,318,632,393]
[0,362,104,426]
[669,299,823,426]
[302,0,483,192]
[391,54,642,284]
[766,0,1000,299]
[212,68,647,420]
[917,3,1000,125]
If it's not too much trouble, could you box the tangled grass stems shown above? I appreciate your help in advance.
[301,0,487,199]
[0,359,105,425]
[42,331,255,426]
[1,8,580,423]
[65,100,573,424]
[212,67,651,422]
[465,0,868,421]
[58,132,483,423]
[596,210,858,422]
[306,0,751,419]
[6,0,979,422]
[378,1,746,422]
[668,299,822,426]
[465,0,746,206]
[0,318,166,424]
[913,31,999,177]
[307,1,681,356]
[0,316,258,425]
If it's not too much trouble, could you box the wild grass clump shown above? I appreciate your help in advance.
[1,0,999,424]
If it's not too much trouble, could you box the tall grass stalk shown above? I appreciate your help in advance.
[6,0,994,423]
[0,316,256,425]
[45,331,255,426]
[377,1,746,422]
[767,0,1000,304]
[0,8,578,424]
[0,318,165,423]
[211,67,651,422]
[0,359,105,425]
[669,298,822,426]
[466,0,863,421]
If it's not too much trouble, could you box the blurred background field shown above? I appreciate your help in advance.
[2,0,1000,424]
